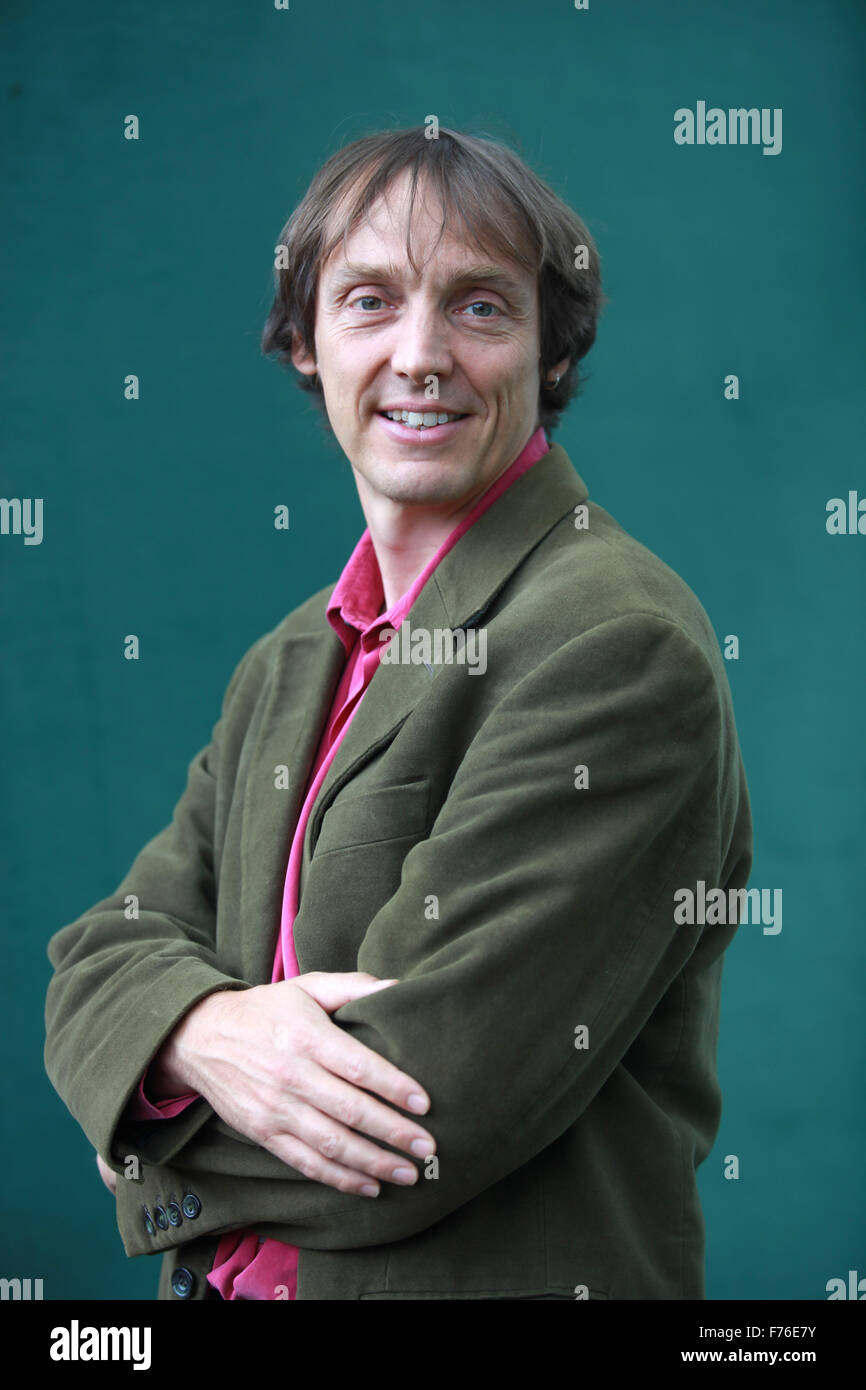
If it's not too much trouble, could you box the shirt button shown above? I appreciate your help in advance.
[154,1205,169,1230]
[142,1208,155,1237]
[181,1192,202,1219]
[166,1201,182,1227]
[171,1267,196,1299]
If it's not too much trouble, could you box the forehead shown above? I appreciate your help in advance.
[318,168,536,291]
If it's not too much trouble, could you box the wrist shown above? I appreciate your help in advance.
[148,991,227,1099]
[147,1030,192,1100]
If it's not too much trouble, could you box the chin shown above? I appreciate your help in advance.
[364,457,474,498]
[379,479,469,507]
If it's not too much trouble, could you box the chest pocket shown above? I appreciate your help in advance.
[312,776,432,858]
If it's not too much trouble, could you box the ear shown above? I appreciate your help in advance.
[546,355,570,384]
[291,330,317,378]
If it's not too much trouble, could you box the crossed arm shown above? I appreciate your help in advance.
[48,614,726,1246]
[93,969,433,1198]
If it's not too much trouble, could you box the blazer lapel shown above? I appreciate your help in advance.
[300,575,453,882]
[300,442,587,874]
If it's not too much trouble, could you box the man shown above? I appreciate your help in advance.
[44,126,752,1300]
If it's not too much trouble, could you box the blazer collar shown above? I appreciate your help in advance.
[423,440,588,630]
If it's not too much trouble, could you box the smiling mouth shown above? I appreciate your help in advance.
[379,409,469,430]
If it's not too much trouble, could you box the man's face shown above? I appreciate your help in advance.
[293,170,546,513]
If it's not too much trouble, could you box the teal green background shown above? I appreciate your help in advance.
[2,0,863,1300]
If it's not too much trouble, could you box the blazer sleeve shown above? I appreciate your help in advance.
[157,612,738,1250]
[43,635,269,1169]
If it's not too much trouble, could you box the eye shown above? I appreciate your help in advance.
[350,295,387,311]
[461,300,501,318]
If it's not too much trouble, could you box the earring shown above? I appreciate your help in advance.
[548,373,561,389]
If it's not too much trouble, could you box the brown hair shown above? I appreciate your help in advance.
[261,126,607,435]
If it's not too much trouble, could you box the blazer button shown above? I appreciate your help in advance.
[154,1206,169,1230]
[142,1208,155,1237]
[166,1202,182,1227]
[181,1193,201,1219]
[170,1267,196,1299]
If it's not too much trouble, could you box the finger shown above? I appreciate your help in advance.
[291,1057,436,1162]
[262,1128,383,1196]
[288,1004,431,1117]
[264,1102,421,1193]
[95,1153,117,1193]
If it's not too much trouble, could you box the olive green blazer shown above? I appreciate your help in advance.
[44,441,752,1300]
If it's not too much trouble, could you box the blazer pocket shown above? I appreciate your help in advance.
[313,777,431,858]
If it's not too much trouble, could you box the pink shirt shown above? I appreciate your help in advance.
[127,426,550,1298]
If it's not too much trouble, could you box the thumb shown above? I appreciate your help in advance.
[293,970,399,1014]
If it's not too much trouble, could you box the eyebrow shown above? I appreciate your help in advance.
[326,260,531,301]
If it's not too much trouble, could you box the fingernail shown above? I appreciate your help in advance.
[407,1093,428,1113]
[392,1166,417,1185]
[361,1184,379,1197]
[410,1138,435,1157]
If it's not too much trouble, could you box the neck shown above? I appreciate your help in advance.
[355,463,515,610]
[352,425,546,609]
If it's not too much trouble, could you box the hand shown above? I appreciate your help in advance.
[96,1152,118,1194]
[150,972,436,1198]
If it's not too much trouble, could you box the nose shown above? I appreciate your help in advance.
[389,299,454,388]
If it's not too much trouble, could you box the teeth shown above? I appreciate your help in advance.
[383,410,464,428]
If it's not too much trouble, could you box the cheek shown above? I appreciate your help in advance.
[498,372,540,408]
